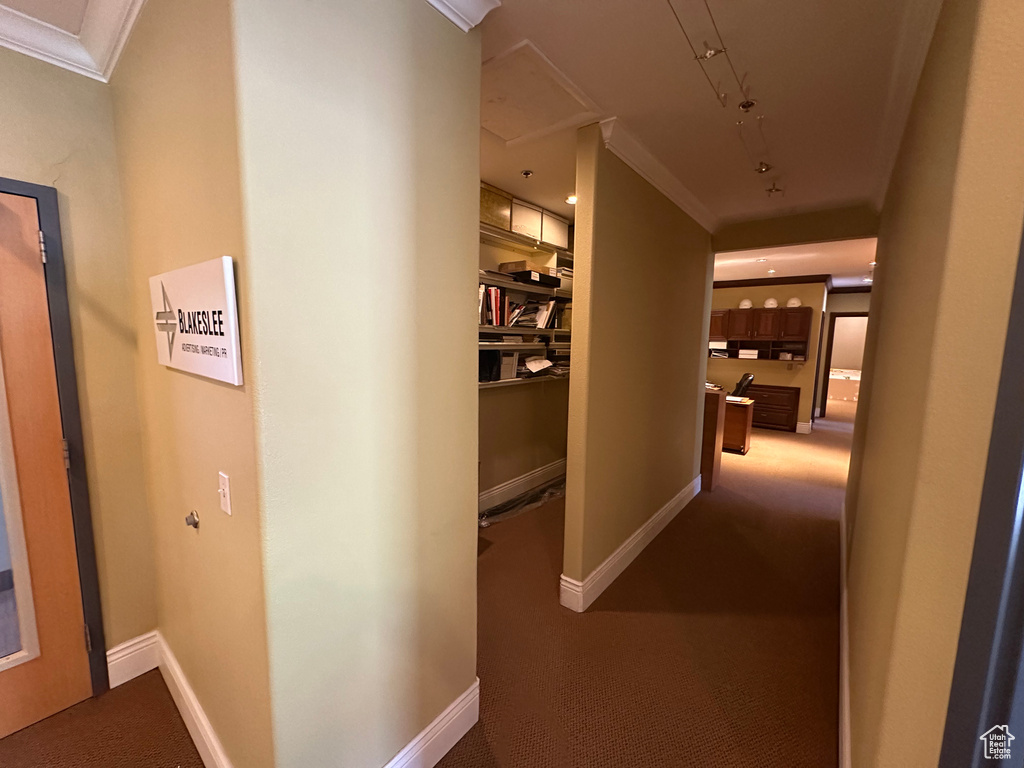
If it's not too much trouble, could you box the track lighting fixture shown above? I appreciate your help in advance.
[755,162,773,174]
[696,42,726,61]
[766,182,784,197]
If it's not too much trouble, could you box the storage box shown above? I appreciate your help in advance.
[499,260,547,274]
[508,270,559,287]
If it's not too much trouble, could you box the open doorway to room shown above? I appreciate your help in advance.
[820,312,870,420]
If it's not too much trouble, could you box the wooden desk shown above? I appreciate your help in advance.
[701,390,726,491]
[723,398,754,455]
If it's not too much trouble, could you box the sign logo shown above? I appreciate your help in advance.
[981,725,1015,760]
[154,282,177,359]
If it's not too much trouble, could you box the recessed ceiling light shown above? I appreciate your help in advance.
[767,268,776,275]
[521,170,533,178]
[755,258,767,263]
[565,195,578,205]
[869,261,877,267]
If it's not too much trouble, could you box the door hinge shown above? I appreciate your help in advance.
[84,624,92,654]
[38,231,47,264]
[62,439,70,470]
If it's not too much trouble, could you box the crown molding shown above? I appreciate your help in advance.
[870,0,944,208]
[599,118,719,233]
[0,0,145,82]
[425,0,501,32]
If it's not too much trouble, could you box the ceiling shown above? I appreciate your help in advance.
[3,0,89,34]
[479,0,943,230]
[714,238,878,288]
[0,0,143,81]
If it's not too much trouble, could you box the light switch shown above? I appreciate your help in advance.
[218,472,231,515]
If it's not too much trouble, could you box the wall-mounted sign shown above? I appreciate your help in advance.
[149,256,243,386]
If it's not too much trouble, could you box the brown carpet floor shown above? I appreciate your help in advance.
[440,402,854,768]
[0,670,203,767]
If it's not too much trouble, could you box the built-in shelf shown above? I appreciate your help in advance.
[479,375,569,390]
[548,342,571,351]
[479,274,558,298]
[479,342,548,351]
[479,325,562,336]
[479,223,573,261]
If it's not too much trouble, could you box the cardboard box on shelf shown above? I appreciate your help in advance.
[498,260,547,274]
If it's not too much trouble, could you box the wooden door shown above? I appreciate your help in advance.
[0,191,92,737]
[709,310,728,341]
[726,309,754,340]
[779,307,813,341]
[752,308,780,340]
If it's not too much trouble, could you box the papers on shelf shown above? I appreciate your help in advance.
[524,356,553,373]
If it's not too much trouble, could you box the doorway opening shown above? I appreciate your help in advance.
[820,312,870,420]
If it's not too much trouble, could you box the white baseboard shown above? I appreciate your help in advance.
[839,503,851,768]
[385,678,480,768]
[106,630,161,689]
[108,630,232,768]
[479,458,566,513]
[797,421,813,434]
[109,632,477,768]
[560,475,701,612]
[160,634,234,768]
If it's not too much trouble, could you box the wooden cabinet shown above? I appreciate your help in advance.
[747,384,800,432]
[710,307,814,345]
[752,309,780,340]
[726,309,754,340]
[709,310,728,341]
[779,307,813,341]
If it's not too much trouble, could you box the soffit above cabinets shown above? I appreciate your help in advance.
[0,0,146,82]
[715,238,878,289]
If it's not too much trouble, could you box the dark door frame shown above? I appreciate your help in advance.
[818,311,869,418]
[0,176,108,696]
[939,220,1024,767]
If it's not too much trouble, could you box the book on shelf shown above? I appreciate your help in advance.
[534,299,557,329]
[479,350,502,382]
[500,352,519,380]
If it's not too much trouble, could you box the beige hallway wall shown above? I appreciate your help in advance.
[109,0,275,765]
[0,47,156,649]
[230,0,481,765]
[479,382,569,493]
[564,123,713,582]
[846,0,1024,764]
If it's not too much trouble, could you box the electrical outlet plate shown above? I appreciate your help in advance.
[218,471,231,515]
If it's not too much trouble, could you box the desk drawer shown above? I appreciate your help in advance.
[752,405,795,430]
[749,389,798,408]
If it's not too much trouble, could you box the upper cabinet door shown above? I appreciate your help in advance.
[726,309,754,340]
[480,184,512,230]
[752,309,780,340]
[541,212,569,249]
[779,307,813,341]
[709,310,728,341]
[511,201,543,240]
